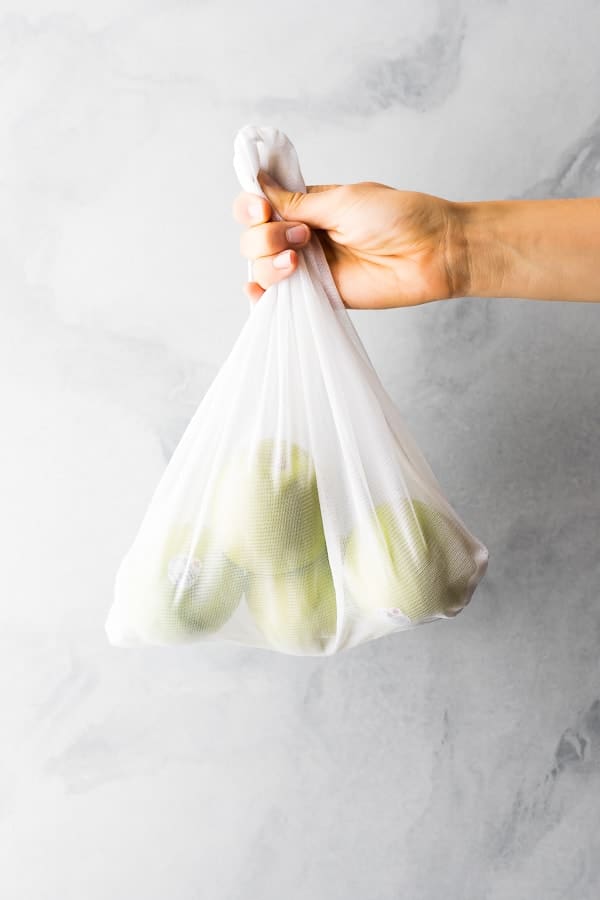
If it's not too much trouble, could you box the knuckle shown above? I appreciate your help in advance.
[339,183,361,200]
[261,222,283,255]
[284,191,306,216]
[240,223,281,260]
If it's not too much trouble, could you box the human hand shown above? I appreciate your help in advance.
[233,171,466,308]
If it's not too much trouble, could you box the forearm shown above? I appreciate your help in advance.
[451,197,600,302]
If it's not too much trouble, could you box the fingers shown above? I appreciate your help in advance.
[234,193,311,300]
[234,181,334,305]
[257,171,341,229]
[243,282,265,304]
[241,251,300,303]
[232,182,340,229]
[232,191,272,226]
[240,220,310,260]
[250,249,299,291]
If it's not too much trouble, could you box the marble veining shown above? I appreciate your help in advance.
[525,111,600,198]
[257,2,466,118]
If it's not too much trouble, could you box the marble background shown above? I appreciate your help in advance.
[1,1,599,897]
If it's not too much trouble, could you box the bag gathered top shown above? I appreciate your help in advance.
[105,124,489,657]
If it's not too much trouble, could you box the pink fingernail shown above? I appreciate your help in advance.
[273,250,292,269]
[286,224,308,244]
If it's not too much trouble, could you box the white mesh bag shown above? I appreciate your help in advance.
[105,124,488,656]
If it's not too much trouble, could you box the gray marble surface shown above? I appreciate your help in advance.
[1,1,599,898]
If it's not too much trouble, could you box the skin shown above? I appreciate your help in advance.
[232,171,600,307]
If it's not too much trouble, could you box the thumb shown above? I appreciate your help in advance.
[257,169,340,230]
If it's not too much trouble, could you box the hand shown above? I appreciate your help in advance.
[232,171,466,309]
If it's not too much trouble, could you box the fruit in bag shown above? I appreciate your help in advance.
[106,124,489,655]
[247,552,337,653]
[344,499,477,623]
[112,523,246,642]
[168,527,247,633]
[210,439,326,576]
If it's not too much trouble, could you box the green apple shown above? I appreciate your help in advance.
[344,499,475,624]
[118,523,246,642]
[246,553,337,653]
[168,526,247,633]
[210,439,326,575]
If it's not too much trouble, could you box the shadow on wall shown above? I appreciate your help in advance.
[403,119,600,602]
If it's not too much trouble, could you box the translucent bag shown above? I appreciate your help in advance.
[105,124,488,656]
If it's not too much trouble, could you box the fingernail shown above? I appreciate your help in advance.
[273,250,293,269]
[247,200,263,221]
[285,224,308,244]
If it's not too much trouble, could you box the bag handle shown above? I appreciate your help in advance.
[233,124,344,312]
[233,124,307,203]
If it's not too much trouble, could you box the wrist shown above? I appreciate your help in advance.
[448,200,509,299]
[447,197,600,303]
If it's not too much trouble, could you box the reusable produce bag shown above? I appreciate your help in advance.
[105,124,488,656]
